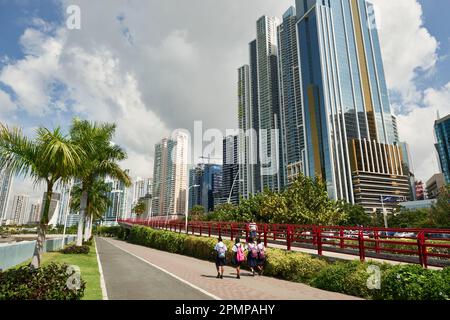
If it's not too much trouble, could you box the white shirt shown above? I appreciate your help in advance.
[257,243,265,251]
[249,223,257,231]
[232,243,245,252]
[214,242,227,252]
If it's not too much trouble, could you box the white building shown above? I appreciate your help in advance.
[0,169,13,225]
[11,194,29,225]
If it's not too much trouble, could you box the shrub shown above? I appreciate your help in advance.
[0,263,86,300]
[380,264,448,300]
[61,245,90,254]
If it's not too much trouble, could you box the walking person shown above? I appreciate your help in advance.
[248,221,258,239]
[247,237,258,276]
[256,238,266,276]
[231,237,246,279]
[214,237,227,279]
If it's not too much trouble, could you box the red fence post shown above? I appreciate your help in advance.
[273,225,277,241]
[417,232,428,268]
[218,223,222,238]
[374,229,380,254]
[340,227,344,249]
[208,224,211,237]
[358,229,365,262]
[286,226,291,251]
[200,224,202,236]
[245,224,249,240]
[264,224,268,248]
[317,226,322,256]
[230,224,234,241]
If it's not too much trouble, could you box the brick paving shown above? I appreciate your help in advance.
[99,237,360,300]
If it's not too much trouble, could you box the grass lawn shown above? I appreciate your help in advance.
[18,239,103,300]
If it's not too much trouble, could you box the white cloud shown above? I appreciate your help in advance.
[372,0,438,104]
[0,90,16,115]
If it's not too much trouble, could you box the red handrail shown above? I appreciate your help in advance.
[117,218,450,268]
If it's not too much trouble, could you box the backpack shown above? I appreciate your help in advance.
[258,246,265,259]
[236,245,245,262]
[218,245,226,259]
[250,245,258,259]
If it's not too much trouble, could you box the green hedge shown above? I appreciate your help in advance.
[0,263,86,300]
[61,244,90,255]
[125,225,450,300]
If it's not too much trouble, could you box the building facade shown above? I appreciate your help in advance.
[28,202,41,224]
[151,132,188,218]
[11,194,29,225]
[296,0,410,212]
[434,114,450,184]
[222,135,240,205]
[0,169,13,224]
[103,173,129,225]
[277,7,305,184]
[426,173,446,199]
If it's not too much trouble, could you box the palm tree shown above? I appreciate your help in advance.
[70,179,112,241]
[70,119,131,246]
[0,124,84,268]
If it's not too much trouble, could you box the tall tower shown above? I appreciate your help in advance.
[11,194,29,225]
[0,169,13,224]
[103,171,128,225]
[434,114,450,184]
[297,0,410,212]
[277,6,305,184]
[222,135,240,205]
[256,16,283,192]
[151,132,188,218]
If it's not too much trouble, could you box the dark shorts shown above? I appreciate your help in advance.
[232,254,243,267]
[257,257,266,266]
[216,257,226,267]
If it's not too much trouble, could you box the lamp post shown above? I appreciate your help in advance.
[185,185,200,234]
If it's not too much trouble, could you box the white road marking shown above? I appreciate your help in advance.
[101,237,222,300]
[94,238,109,300]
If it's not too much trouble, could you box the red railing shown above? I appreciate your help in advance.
[118,219,450,268]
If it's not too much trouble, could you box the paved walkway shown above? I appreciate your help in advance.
[96,237,360,300]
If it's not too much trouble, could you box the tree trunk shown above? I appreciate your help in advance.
[76,189,88,246]
[30,184,52,269]
[83,214,90,241]
[87,214,94,240]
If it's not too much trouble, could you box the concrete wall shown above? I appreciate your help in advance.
[0,235,77,271]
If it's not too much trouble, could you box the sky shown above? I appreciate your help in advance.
[0,0,449,208]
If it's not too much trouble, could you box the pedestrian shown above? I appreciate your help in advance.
[248,221,258,239]
[231,237,246,279]
[247,237,258,276]
[214,237,227,279]
[256,238,266,275]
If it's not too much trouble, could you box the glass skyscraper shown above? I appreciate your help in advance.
[296,0,410,212]
[434,114,450,184]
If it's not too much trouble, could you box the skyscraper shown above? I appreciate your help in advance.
[434,114,450,184]
[0,169,13,224]
[256,15,283,192]
[151,132,188,218]
[132,177,147,205]
[103,172,129,225]
[188,166,202,211]
[222,135,240,205]
[11,194,29,225]
[43,192,61,227]
[238,65,255,199]
[277,6,305,184]
[28,202,41,224]
[296,0,410,212]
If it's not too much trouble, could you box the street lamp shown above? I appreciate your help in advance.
[185,185,200,234]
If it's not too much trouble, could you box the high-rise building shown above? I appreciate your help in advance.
[43,192,61,227]
[151,132,188,218]
[277,6,305,184]
[296,0,410,212]
[55,184,72,226]
[222,135,240,205]
[28,202,41,224]
[256,15,283,192]
[188,166,202,211]
[11,194,29,225]
[434,114,450,184]
[426,173,446,199]
[238,65,255,199]
[0,169,13,224]
[103,171,129,225]
[201,164,222,212]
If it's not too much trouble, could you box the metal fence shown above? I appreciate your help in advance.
[0,235,77,271]
[119,219,450,268]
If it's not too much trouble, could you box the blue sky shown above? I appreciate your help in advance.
[0,0,449,206]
